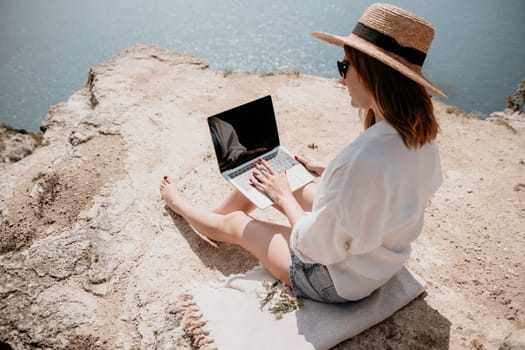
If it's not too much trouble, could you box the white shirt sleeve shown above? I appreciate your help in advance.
[290,152,390,265]
[290,174,350,265]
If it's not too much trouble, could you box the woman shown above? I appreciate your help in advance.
[160,3,446,303]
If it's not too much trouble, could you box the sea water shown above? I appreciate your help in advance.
[1,0,524,132]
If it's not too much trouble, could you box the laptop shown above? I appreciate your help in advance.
[207,95,316,209]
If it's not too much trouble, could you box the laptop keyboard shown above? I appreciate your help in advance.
[229,150,298,191]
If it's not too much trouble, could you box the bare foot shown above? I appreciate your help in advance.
[159,176,182,214]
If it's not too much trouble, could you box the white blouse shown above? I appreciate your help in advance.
[290,120,442,300]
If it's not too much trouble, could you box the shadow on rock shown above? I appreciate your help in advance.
[166,207,258,275]
[0,341,13,350]
[335,292,451,349]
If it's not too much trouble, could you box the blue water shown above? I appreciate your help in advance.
[1,0,524,132]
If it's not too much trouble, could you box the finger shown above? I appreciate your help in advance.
[258,158,275,175]
[252,171,269,186]
[294,154,306,165]
[253,164,270,178]
[249,177,266,191]
[252,171,262,182]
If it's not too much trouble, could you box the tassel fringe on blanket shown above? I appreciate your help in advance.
[179,293,217,350]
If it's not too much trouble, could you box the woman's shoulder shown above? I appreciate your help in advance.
[328,125,412,180]
[327,141,384,182]
[340,131,396,165]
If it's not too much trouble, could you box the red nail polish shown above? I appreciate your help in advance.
[163,176,168,180]
[294,155,298,160]
[253,162,257,167]
[258,158,263,163]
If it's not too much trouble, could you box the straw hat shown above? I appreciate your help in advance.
[312,3,446,98]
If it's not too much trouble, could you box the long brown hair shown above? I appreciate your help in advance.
[344,45,439,149]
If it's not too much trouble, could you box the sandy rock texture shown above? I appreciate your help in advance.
[0,45,523,349]
[0,123,42,163]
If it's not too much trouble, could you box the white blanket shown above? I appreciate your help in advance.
[179,265,426,350]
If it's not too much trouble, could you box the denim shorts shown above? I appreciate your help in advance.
[289,251,349,303]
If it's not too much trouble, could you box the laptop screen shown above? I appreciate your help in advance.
[208,95,280,172]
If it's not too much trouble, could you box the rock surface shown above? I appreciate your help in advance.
[0,45,524,349]
[487,108,525,134]
[0,123,42,163]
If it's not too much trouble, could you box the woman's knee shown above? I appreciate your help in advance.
[292,182,317,211]
[222,211,252,242]
[213,190,255,215]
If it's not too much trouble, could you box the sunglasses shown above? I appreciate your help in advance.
[337,60,350,78]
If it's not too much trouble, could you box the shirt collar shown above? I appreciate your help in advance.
[364,120,398,137]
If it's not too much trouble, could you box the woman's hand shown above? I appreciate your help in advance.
[250,158,294,206]
[251,158,307,227]
[295,154,325,176]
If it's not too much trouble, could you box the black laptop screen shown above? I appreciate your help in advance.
[208,95,280,172]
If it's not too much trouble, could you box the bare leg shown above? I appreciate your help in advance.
[292,182,318,212]
[213,189,257,215]
[160,178,292,285]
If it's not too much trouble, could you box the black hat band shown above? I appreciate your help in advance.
[352,22,427,66]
